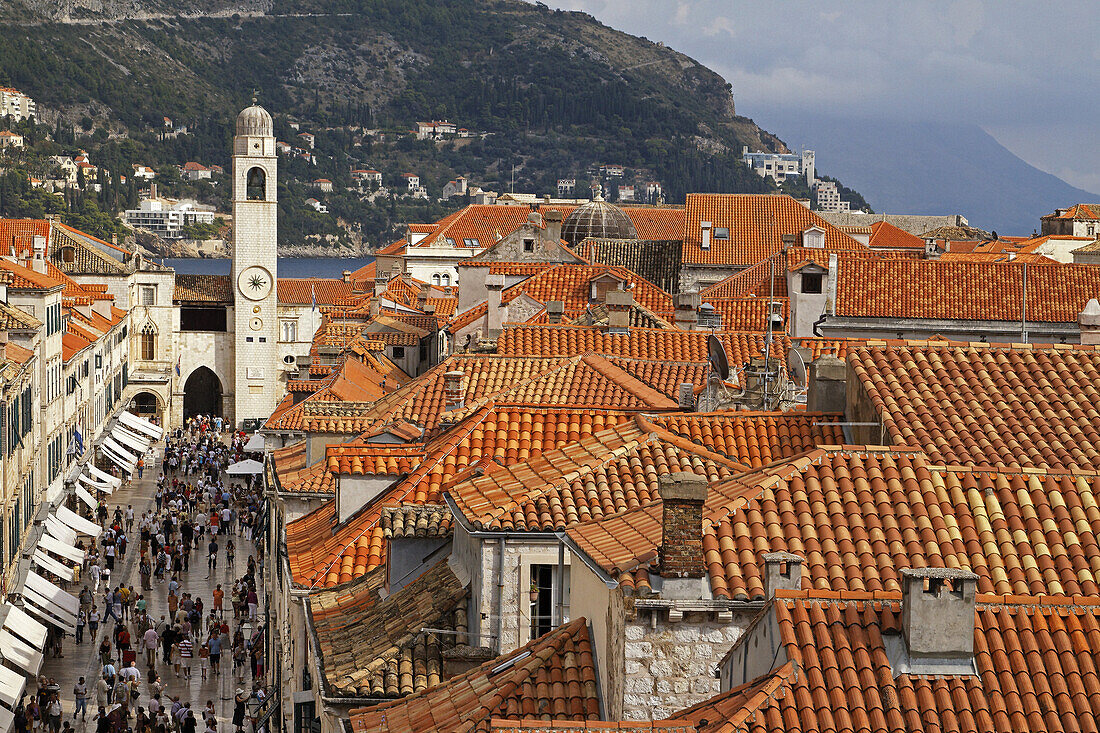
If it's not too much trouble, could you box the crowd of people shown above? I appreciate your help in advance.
[11,417,271,733]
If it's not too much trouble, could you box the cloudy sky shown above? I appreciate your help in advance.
[545,0,1100,194]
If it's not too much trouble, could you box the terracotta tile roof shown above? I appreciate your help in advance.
[938,251,1060,264]
[850,340,1100,470]
[310,559,467,698]
[276,461,336,495]
[271,440,306,473]
[446,415,747,532]
[0,258,64,290]
[573,445,1100,601]
[0,219,49,257]
[835,259,1100,321]
[1043,203,1100,221]
[492,723,696,733]
[459,263,558,277]
[650,412,844,468]
[277,278,356,305]
[348,618,600,733]
[62,330,93,361]
[498,326,782,365]
[173,274,231,303]
[867,220,926,249]
[377,238,408,256]
[600,356,708,400]
[682,194,864,266]
[700,257,789,299]
[568,302,673,330]
[349,261,376,285]
[380,505,452,539]
[286,407,638,587]
[674,594,1100,733]
[622,206,685,241]
[0,300,41,330]
[327,444,425,476]
[5,342,32,365]
[792,336,865,361]
[703,297,790,331]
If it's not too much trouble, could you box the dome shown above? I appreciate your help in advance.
[236,104,273,137]
[560,190,636,247]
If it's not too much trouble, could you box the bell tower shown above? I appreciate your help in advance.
[231,100,280,428]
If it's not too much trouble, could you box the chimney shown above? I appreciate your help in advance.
[0,330,8,362]
[546,300,565,324]
[762,552,803,599]
[111,233,118,247]
[674,291,700,331]
[527,210,543,229]
[374,272,388,298]
[0,271,10,303]
[605,289,632,333]
[342,270,352,283]
[442,646,493,681]
[900,568,978,666]
[544,209,563,244]
[780,233,795,249]
[658,472,707,581]
[700,221,712,251]
[677,383,694,411]
[417,283,429,311]
[443,371,464,411]
[924,238,941,260]
[368,296,380,317]
[32,235,47,274]
[1079,298,1100,345]
[485,273,505,337]
[807,355,846,413]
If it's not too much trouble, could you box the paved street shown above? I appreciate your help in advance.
[33,441,266,732]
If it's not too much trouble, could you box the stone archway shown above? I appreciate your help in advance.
[183,366,223,418]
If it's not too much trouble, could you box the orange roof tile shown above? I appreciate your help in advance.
[650,411,844,468]
[277,278,356,305]
[0,219,49,257]
[867,220,926,249]
[0,258,64,290]
[498,325,781,364]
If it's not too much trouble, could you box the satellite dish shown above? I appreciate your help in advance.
[707,334,730,381]
[787,347,808,386]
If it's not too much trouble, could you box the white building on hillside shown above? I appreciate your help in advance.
[124,185,216,238]
[743,147,815,184]
[0,88,36,120]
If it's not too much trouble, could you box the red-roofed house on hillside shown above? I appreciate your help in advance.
[1041,202,1100,237]
[180,161,212,181]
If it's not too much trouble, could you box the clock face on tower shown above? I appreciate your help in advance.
[237,265,272,301]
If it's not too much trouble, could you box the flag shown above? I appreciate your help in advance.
[67,429,83,456]
[176,354,181,376]
[311,284,317,312]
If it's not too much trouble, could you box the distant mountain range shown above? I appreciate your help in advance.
[758,114,1100,236]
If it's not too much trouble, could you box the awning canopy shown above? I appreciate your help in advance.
[44,516,78,546]
[244,433,265,452]
[0,630,43,676]
[86,465,121,487]
[74,485,98,510]
[25,571,79,617]
[111,426,151,454]
[1,604,47,651]
[0,657,27,707]
[19,593,76,635]
[118,411,164,440]
[56,505,103,537]
[32,551,75,583]
[101,445,135,473]
[103,437,137,465]
[226,459,264,475]
[79,474,115,494]
[36,533,84,564]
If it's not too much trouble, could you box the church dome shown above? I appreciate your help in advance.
[561,189,637,247]
[236,103,273,138]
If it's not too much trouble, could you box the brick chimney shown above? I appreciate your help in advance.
[544,209,563,244]
[762,552,803,599]
[443,370,464,411]
[546,300,565,324]
[1079,298,1100,345]
[658,472,707,581]
[605,289,632,333]
[900,568,978,665]
[485,273,505,337]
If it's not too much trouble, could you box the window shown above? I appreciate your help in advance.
[140,330,156,361]
[431,274,441,286]
[392,346,405,359]
[523,238,534,252]
[463,238,479,247]
[246,167,267,200]
[528,563,570,640]
[445,238,456,246]
[441,273,451,286]
[280,320,298,343]
[139,285,156,306]
[60,246,75,263]
[713,227,730,239]
[801,273,823,294]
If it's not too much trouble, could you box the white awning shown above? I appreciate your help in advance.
[1,605,47,650]
[44,516,78,546]
[0,630,43,676]
[102,446,135,473]
[119,410,164,440]
[0,702,14,733]
[56,505,103,537]
[103,437,137,465]
[86,465,122,487]
[111,426,151,454]
[226,459,264,475]
[19,594,75,635]
[32,551,75,583]
[21,585,77,628]
[79,473,114,492]
[0,659,26,707]
[244,433,265,452]
[74,485,98,510]
[24,571,79,617]
[36,533,85,564]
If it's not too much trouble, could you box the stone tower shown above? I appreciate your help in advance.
[231,101,280,428]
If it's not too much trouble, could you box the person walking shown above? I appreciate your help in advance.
[142,626,158,668]
[207,538,218,577]
[75,610,86,645]
[72,678,88,722]
[179,636,193,680]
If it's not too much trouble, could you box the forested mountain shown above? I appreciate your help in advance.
[0,0,869,248]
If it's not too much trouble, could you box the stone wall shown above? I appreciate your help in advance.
[679,265,739,294]
[621,609,754,720]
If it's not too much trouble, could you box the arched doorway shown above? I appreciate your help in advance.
[132,391,159,416]
[183,367,223,418]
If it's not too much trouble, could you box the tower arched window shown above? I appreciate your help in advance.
[441,273,451,286]
[140,322,157,361]
[432,274,441,286]
[246,167,267,201]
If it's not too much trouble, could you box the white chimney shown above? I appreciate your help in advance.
[700,221,712,250]
[32,235,47,274]
[486,273,505,337]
